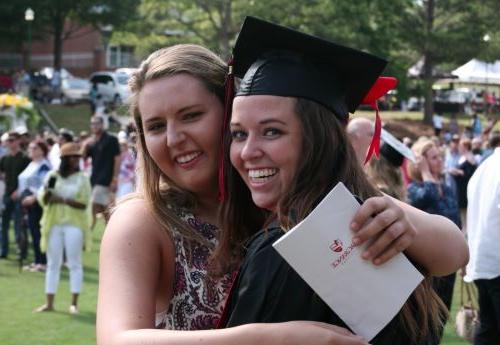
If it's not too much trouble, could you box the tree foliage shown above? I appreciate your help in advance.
[1,0,138,69]
[7,0,500,122]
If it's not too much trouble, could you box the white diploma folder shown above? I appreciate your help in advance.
[273,182,423,341]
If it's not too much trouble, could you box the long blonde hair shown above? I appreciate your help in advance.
[127,44,226,243]
[408,138,439,182]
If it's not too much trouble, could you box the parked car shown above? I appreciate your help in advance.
[39,67,74,80]
[89,71,131,104]
[61,77,90,104]
[115,68,137,76]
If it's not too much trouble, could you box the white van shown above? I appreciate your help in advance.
[89,71,131,104]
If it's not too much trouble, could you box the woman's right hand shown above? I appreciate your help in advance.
[415,155,429,174]
[266,321,370,345]
[416,155,435,182]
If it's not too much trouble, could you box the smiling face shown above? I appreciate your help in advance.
[138,73,223,198]
[230,95,303,211]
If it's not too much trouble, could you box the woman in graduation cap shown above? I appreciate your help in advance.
[365,129,412,201]
[216,17,469,344]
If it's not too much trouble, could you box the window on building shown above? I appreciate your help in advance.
[106,45,134,68]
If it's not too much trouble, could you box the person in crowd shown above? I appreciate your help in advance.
[34,142,91,314]
[454,138,477,232]
[48,128,74,170]
[90,83,99,114]
[78,131,90,144]
[406,138,461,342]
[471,113,482,138]
[471,137,483,164]
[444,134,462,193]
[115,137,136,199]
[483,117,498,138]
[16,126,31,151]
[83,115,120,229]
[98,43,367,345]
[218,17,467,345]
[464,133,500,345]
[365,132,409,200]
[480,131,500,163]
[448,113,459,135]
[51,68,62,102]
[346,117,374,166]
[433,113,443,137]
[0,131,30,259]
[18,140,51,272]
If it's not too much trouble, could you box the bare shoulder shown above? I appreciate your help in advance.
[102,198,171,262]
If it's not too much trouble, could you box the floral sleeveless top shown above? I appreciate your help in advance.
[155,208,233,330]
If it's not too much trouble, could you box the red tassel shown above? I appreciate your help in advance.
[218,57,235,202]
[360,77,397,165]
[363,101,381,165]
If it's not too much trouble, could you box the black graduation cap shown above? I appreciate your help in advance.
[379,129,416,167]
[232,16,388,119]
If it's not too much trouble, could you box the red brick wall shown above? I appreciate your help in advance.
[0,22,107,77]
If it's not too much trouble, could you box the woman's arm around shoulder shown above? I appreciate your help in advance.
[350,195,468,277]
[397,199,469,276]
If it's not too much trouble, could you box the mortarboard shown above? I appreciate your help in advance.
[232,16,388,119]
[379,129,416,167]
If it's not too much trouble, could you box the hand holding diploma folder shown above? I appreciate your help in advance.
[273,182,423,341]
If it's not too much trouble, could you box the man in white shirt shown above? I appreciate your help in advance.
[465,134,500,345]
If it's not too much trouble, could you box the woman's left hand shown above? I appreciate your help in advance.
[350,195,417,265]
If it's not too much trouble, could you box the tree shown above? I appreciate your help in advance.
[397,0,500,123]
[114,0,500,123]
[20,0,138,70]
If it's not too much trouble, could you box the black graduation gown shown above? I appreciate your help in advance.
[224,226,419,345]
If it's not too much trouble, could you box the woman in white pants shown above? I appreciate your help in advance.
[34,142,91,314]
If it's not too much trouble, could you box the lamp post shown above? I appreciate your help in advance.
[25,8,34,72]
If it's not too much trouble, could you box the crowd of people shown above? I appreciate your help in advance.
[0,116,136,314]
[348,115,500,344]
[1,15,499,345]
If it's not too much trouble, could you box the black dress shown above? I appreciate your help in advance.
[223,226,421,344]
[454,159,477,209]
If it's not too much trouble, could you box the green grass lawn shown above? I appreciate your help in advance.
[0,222,104,345]
[0,218,471,345]
[40,104,125,134]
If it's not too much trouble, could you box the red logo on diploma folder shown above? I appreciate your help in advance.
[330,239,356,269]
[330,239,343,253]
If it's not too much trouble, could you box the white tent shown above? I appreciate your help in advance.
[451,59,500,84]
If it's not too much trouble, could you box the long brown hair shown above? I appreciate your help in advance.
[126,44,226,244]
[218,98,446,344]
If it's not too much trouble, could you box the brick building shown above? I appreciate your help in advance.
[0,24,136,78]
